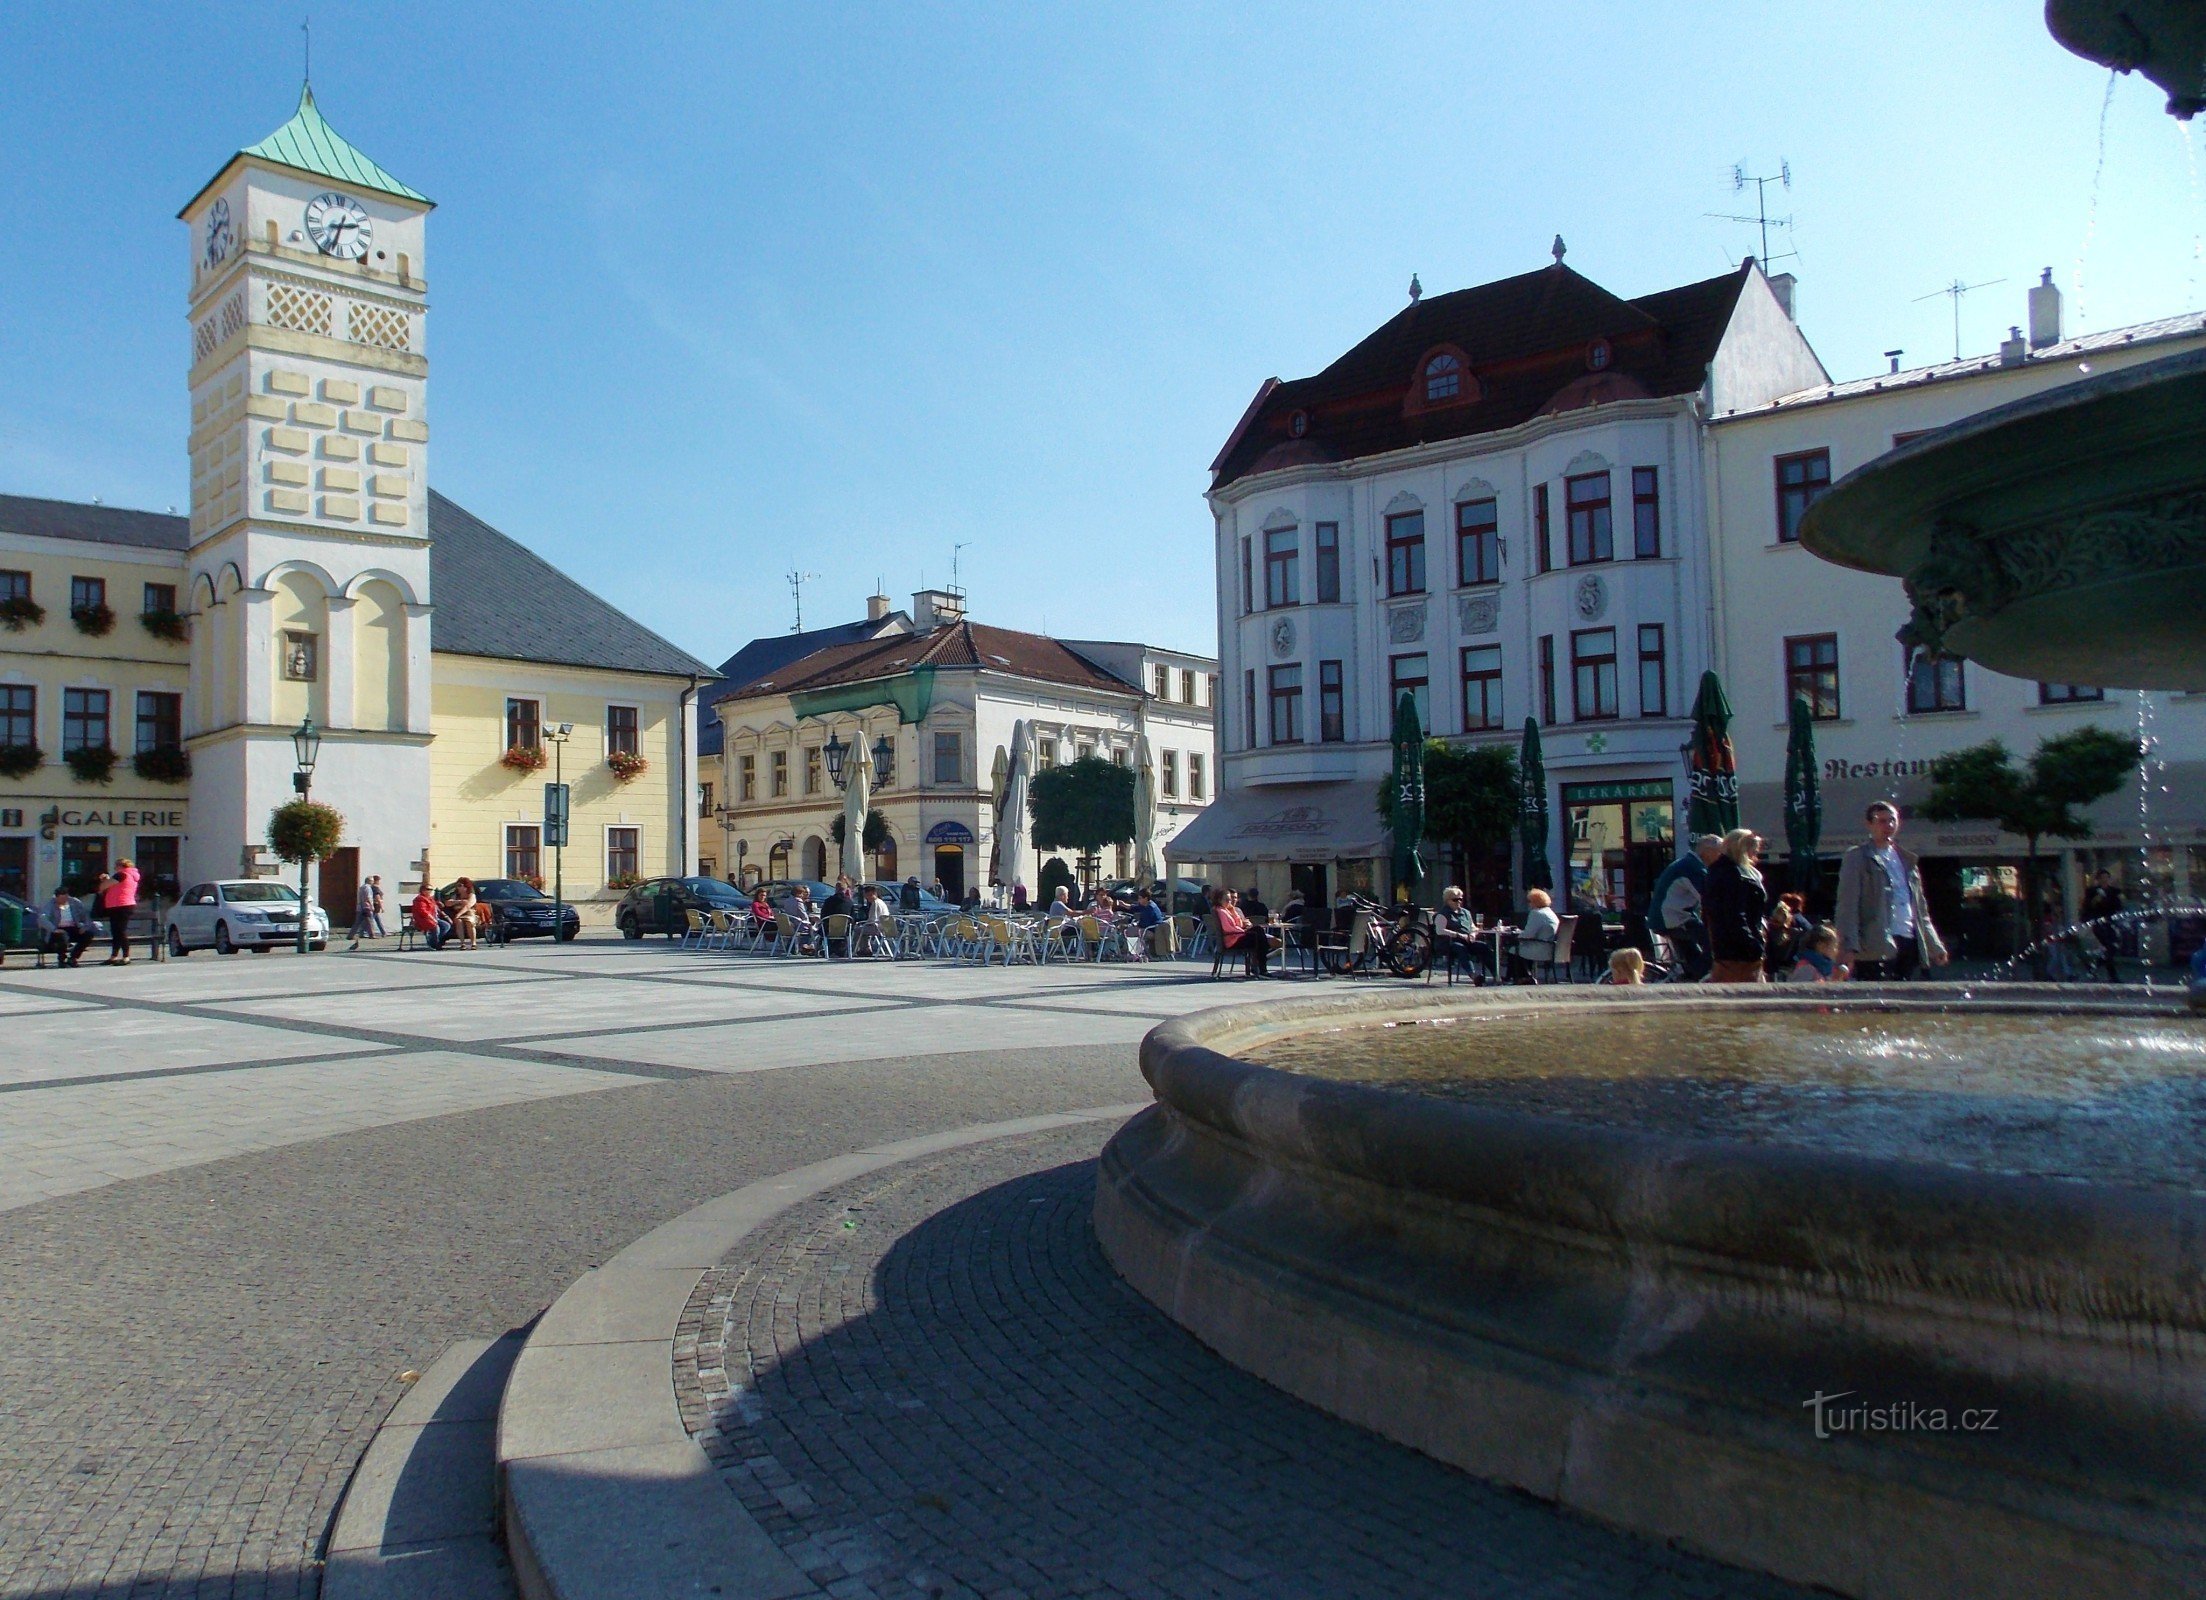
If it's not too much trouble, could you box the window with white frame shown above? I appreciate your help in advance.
[605,826,640,882]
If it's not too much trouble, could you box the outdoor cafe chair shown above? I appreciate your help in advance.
[769,909,803,957]
[985,915,1039,965]
[1077,914,1110,961]
[895,914,929,960]
[1517,914,1577,984]
[821,912,851,959]
[680,909,711,951]
[1176,912,1211,962]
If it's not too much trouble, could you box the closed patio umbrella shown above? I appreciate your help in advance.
[1133,735,1160,883]
[993,719,1033,894]
[1686,670,1740,838]
[1389,692,1427,895]
[1783,695,1822,895]
[1518,717,1552,892]
[839,734,872,883]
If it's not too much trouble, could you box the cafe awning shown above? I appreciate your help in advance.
[1165,781,1389,865]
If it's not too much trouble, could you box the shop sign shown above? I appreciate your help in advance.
[1824,757,1934,781]
[1559,780,1673,805]
[38,806,187,840]
[925,820,975,845]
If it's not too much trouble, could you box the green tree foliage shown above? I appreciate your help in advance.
[1375,741,1519,849]
[267,800,346,865]
[1920,726,2140,905]
[1029,756,1136,854]
[828,808,892,853]
[1037,855,1078,905]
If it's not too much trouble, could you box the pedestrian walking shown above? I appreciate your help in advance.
[369,876,388,938]
[350,877,377,948]
[1832,801,1948,980]
[43,885,95,967]
[99,859,140,965]
[1703,829,1770,983]
[1650,836,1721,981]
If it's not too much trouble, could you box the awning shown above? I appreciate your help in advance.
[1164,781,1389,865]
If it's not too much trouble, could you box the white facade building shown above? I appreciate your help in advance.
[710,591,1216,898]
[1187,253,1825,912]
[1708,278,2206,946]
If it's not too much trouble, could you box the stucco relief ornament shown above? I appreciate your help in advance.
[1269,616,1296,658]
[1585,732,1609,755]
[1458,593,1500,635]
[1387,604,1426,644]
[1574,574,1607,621]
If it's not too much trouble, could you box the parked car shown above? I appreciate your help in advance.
[750,879,837,911]
[867,882,959,916]
[1102,877,1209,917]
[615,875,754,939]
[439,878,581,942]
[166,880,330,954]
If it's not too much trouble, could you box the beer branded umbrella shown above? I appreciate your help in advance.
[1518,717,1553,892]
[1686,670,1740,838]
[1389,692,1427,894]
[1783,695,1823,894]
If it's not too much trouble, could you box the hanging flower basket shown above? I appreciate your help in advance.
[134,744,193,784]
[0,743,43,779]
[268,799,346,865]
[64,745,117,784]
[0,596,44,632]
[607,749,648,782]
[500,745,548,773]
[140,608,189,643]
[71,602,116,637]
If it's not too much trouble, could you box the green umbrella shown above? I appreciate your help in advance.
[1389,692,1427,895]
[1685,670,1739,838]
[1783,695,1822,895]
[1517,717,1552,893]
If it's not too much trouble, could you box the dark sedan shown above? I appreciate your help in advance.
[615,875,752,939]
[443,879,582,942]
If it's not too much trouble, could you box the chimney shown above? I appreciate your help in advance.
[911,588,966,630]
[2028,267,2063,348]
[2000,325,2028,366]
[866,592,892,623]
[1768,272,1797,321]
[1884,349,1904,374]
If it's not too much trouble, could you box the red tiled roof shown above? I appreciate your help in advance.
[1213,261,1754,490]
[716,620,1139,704]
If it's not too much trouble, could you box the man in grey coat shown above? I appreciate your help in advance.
[1834,800,1948,980]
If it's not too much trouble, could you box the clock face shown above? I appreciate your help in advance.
[304,191,372,260]
[203,198,233,267]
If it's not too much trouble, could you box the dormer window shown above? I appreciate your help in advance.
[1424,352,1462,402]
[1404,346,1476,416]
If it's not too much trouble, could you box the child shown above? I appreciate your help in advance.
[1606,947,1646,985]
[1788,925,1841,982]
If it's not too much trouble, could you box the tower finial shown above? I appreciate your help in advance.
[1552,234,1566,264]
[302,14,311,87]
[1407,273,1422,303]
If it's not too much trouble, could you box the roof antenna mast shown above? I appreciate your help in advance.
[1914,277,2007,361]
[786,568,818,634]
[1708,160,1796,268]
[950,542,970,604]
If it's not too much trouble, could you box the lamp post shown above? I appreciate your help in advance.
[545,722,573,938]
[291,715,321,955]
[823,729,848,790]
[871,732,896,788]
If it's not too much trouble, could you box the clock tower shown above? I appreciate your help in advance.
[177,85,435,896]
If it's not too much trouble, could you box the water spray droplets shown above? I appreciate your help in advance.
[2074,69,2121,331]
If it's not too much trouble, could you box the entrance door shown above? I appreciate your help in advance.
[934,845,965,901]
[1289,863,1328,909]
[319,847,359,922]
[0,837,27,901]
[62,835,108,896]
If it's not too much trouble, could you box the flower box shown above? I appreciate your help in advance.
[64,745,117,784]
[70,602,116,637]
[134,745,193,784]
[500,745,548,773]
[141,608,190,643]
[607,749,648,782]
[0,596,43,632]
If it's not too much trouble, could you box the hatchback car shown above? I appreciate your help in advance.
[867,882,959,916]
[615,875,754,939]
[440,878,581,942]
[166,880,330,954]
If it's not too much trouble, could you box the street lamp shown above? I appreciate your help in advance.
[871,732,896,788]
[291,715,320,954]
[823,729,849,790]
[545,722,573,938]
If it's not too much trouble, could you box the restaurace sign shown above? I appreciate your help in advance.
[38,806,187,840]
[1823,758,1935,781]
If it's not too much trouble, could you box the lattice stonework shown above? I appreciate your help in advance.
[219,292,245,341]
[346,302,411,352]
[193,318,218,363]
[265,283,333,336]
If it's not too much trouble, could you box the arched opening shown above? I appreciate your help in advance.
[874,832,898,881]
[352,579,407,731]
[269,569,329,727]
[802,836,827,882]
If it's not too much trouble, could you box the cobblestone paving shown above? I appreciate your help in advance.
[677,1125,1812,1600]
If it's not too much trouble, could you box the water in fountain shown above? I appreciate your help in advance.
[2072,67,2123,330]
[2181,115,2204,310]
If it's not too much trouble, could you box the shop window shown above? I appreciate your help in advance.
[1314,523,1341,602]
[1638,625,1667,717]
[1776,449,1832,542]
[0,837,31,901]
[1566,472,1613,565]
[1460,645,1503,731]
[605,826,640,882]
[1456,499,1499,586]
[1785,634,1842,719]
[1385,511,1426,596]
[1632,468,1661,558]
[1267,664,1304,745]
[133,836,181,902]
[1571,628,1618,720]
[1318,660,1344,743]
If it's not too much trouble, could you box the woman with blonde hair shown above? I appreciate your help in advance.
[1702,828,1769,983]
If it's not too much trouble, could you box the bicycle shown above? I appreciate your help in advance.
[1318,895,1434,979]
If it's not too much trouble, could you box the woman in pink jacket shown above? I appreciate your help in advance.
[99,858,140,965]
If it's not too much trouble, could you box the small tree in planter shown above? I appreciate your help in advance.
[140,607,189,643]
[1921,726,2142,914]
[0,595,43,632]
[500,744,548,774]
[64,745,117,784]
[0,743,43,779]
[134,745,193,784]
[1029,756,1136,889]
[607,749,648,782]
[70,601,116,637]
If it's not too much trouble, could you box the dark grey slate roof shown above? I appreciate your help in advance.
[427,492,712,679]
[697,613,910,756]
[0,493,188,550]
[0,489,711,681]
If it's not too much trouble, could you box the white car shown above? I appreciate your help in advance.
[165,879,330,955]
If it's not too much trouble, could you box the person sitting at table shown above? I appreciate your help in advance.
[853,884,893,955]
[1128,886,1167,961]
[1511,888,1561,982]
[750,886,774,927]
[1433,886,1485,981]
[1213,887,1276,978]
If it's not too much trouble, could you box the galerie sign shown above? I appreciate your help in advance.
[38,806,187,840]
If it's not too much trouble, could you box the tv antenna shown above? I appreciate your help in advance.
[785,568,819,633]
[949,542,971,601]
[1707,160,1796,268]
[1915,277,2006,361]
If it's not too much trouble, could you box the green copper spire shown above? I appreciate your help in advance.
[242,83,429,204]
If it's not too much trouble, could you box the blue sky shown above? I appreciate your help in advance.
[2,2,2198,663]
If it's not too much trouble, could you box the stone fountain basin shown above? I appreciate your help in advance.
[1094,985,2206,1600]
